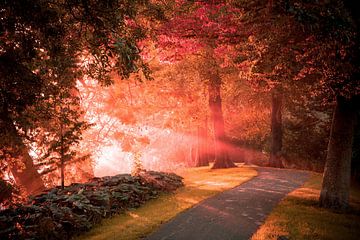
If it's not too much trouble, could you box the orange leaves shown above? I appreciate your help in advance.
[113,131,125,140]
[115,131,150,153]
[116,111,137,125]
[121,136,135,152]
[137,136,150,145]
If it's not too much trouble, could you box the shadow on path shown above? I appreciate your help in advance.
[145,167,310,240]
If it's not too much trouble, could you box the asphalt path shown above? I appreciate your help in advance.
[145,167,310,240]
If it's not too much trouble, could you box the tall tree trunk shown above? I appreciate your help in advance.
[269,89,284,168]
[0,102,45,195]
[60,118,65,189]
[351,115,360,182]
[320,96,357,210]
[191,142,198,167]
[5,120,45,195]
[195,121,209,167]
[60,156,65,189]
[208,74,236,169]
[9,146,46,196]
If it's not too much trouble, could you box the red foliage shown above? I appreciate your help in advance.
[156,1,244,62]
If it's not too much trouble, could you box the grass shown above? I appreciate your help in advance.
[251,173,360,240]
[76,164,257,240]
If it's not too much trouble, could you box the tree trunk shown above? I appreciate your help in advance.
[9,146,46,195]
[5,120,45,195]
[208,74,236,169]
[269,89,284,168]
[319,96,357,210]
[351,115,360,182]
[60,119,65,189]
[192,142,198,167]
[60,157,65,189]
[195,123,209,167]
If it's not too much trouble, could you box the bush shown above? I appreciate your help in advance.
[0,171,183,240]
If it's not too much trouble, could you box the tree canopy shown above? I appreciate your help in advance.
[0,0,359,212]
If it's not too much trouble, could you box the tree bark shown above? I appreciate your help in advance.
[191,142,198,167]
[7,126,45,195]
[9,146,46,196]
[208,74,236,169]
[269,89,284,168]
[0,102,45,195]
[195,122,209,167]
[351,114,360,182]
[60,115,65,189]
[60,152,65,189]
[319,96,357,210]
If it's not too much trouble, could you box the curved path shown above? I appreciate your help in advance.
[146,167,310,240]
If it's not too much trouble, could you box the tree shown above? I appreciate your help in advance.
[156,1,244,168]
[36,86,91,189]
[0,55,46,194]
[238,0,359,209]
[266,1,284,169]
[269,89,284,168]
[0,0,161,194]
[204,48,236,168]
[236,0,311,168]
[290,0,360,210]
[320,96,358,209]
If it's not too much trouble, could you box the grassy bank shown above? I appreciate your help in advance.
[252,174,360,240]
[76,164,257,240]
